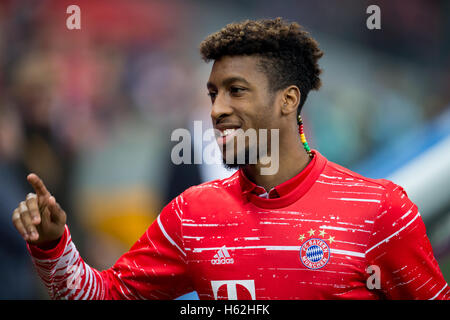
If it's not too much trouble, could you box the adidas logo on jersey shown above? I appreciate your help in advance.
[211,245,234,265]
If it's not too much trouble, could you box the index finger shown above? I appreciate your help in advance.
[27,173,51,198]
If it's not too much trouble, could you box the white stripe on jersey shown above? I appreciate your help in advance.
[429,283,448,300]
[157,215,186,257]
[328,197,381,203]
[193,245,365,258]
[365,212,421,254]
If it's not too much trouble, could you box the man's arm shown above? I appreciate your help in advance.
[12,173,193,299]
[366,182,449,300]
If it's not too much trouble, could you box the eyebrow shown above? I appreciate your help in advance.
[207,76,251,89]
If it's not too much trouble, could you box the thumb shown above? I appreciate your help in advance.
[48,196,65,224]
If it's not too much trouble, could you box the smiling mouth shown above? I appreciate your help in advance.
[215,127,241,145]
[220,128,237,137]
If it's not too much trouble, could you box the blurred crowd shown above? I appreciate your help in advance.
[0,0,448,299]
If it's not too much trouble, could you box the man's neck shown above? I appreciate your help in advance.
[242,140,311,192]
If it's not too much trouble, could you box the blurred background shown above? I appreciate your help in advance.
[0,0,448,299]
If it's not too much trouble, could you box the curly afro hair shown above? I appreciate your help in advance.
[200,17,323,114]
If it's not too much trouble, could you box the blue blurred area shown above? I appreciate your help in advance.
[0,0,448,299]
[176,291,199,300]
[353,107,450,179]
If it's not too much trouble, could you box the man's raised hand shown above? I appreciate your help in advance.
[11,173,66,247]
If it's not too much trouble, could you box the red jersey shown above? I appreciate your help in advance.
[28,150,449,300]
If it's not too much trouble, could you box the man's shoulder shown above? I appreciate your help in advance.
[322,157,395,191]
[178,170,241,202]
[323,157,418,223]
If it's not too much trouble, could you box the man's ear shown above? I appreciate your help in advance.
[280,85,301,116]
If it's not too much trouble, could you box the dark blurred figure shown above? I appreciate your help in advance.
[0,103,41,299]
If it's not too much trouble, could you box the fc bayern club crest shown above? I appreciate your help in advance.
[300,238,330,270]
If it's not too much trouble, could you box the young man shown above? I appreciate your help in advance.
[12,18,449,299]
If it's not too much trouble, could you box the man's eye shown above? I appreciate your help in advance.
[207,92,217,99]
[230,87,245,94]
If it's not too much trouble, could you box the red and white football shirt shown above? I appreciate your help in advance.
[28,150,449,299]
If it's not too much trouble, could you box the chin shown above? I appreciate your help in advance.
[221,145,257,169]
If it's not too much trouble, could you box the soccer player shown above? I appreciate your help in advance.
[12,18,449,300]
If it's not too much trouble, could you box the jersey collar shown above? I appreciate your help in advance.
[239,149,327,208]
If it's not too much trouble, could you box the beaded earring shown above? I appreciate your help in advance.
[297,114,313,158]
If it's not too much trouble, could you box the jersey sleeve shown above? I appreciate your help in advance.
[365,182,449,300]
[27,195,193,300]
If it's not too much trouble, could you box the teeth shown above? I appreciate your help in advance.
[221,129,236,137]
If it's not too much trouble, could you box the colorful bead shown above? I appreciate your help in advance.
[298,115,312,158]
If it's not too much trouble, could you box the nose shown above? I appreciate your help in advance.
[211,92,233,124]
